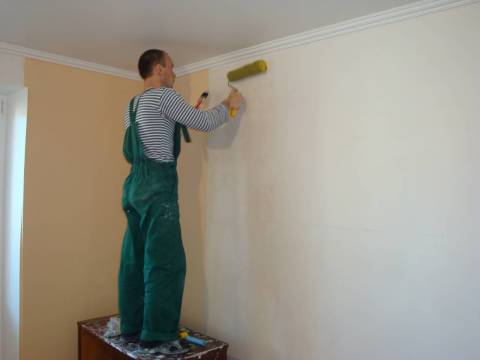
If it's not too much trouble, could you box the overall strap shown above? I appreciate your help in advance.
[180,125,191,143]
[128,97,144,161]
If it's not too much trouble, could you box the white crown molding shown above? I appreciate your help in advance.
[1,0,478,80]
[175,0,480,76]
[0,41,140,81]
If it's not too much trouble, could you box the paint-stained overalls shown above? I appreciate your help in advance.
[119,90,186,342]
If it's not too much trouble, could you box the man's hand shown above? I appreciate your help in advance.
[222,87,244,110]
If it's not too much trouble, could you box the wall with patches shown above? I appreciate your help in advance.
[203,3,480,360]
[174,69,213,332]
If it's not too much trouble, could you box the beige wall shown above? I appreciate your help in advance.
[21,59,210,360]
[22,59,142,360]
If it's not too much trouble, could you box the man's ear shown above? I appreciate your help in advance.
[153,63,163,76]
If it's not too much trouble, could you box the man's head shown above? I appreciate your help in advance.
[138,49,176,88]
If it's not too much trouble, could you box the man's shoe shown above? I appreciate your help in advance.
[120,332,140,343]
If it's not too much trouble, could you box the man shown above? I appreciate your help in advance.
[118,49,243,355]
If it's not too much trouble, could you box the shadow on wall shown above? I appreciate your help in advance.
[207,104,245,149]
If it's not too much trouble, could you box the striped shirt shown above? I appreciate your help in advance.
[124,87,228,162]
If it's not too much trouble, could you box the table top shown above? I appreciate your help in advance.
[79,315,228,360]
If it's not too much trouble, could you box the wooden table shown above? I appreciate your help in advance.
[78,316,228,360]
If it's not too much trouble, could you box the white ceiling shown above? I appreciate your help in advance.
[0,0,419,71]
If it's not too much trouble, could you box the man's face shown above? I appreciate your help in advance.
[159,54,176,88]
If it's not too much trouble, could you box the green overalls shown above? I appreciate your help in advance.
[118,90,186,342]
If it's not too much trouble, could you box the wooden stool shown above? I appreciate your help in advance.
[78,316,228,360]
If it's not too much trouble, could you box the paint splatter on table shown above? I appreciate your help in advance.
[78,315,228,360]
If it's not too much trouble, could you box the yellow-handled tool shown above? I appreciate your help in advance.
[229,102,238,118]
[227,60,268,117]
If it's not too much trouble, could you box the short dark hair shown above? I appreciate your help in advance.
[138,49,167,79]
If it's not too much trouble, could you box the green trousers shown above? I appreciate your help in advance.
[118,93,186,342]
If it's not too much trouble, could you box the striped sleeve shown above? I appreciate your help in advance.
[160,88,229,132]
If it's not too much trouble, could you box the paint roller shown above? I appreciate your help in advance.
[227,60,268,117]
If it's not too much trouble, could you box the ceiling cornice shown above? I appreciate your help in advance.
[0,41,139,80]
[1,0,478,80]
[175,0,479,76]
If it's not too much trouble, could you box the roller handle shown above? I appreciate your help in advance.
[229,108,238,118]
[179,331,206,347]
